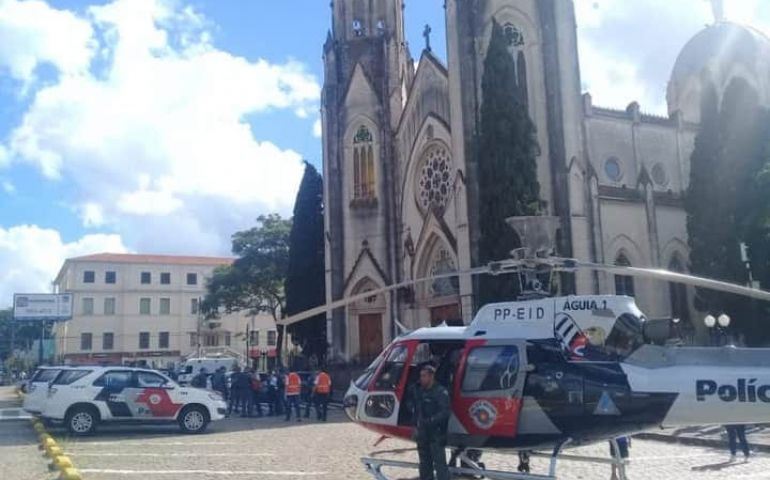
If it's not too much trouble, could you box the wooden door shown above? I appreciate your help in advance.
[358,314,383,360]
[430,303,462,327]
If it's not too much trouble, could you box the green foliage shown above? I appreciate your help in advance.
[476,21,542,306]
[285,163,327,363]
[0,309,44,364]
[687,80,770,343]
[203,214,292,362]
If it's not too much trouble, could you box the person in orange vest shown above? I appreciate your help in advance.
[313,367,332,422]
[284,369,302,422]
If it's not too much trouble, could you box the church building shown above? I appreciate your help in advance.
[321,0,770,361]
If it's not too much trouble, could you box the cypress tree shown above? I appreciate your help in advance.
[477,21,542,307]
[285,162,327,363]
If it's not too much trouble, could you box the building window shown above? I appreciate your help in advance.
[105,271,116,284]
[140,272,151,284]
[104,297,116,316]
[190,298,199,315]
[80,333,92,351]
[186,273,198,285]
[224,332,231,346]
[614,254,636,297]
[605,156,623,182]
[139,298,151,315]
[82,297,94,316]
[353,125,376,200]
[417,144,453,214]
[267,330,277,347]
[159,298,171,315]
[249,330,260,346]
[160,272,171,284]
[102,333,114,351]
[159,332,169,349]
[139,332,150,349]
[204,334,219,347]
[83,271,95,283]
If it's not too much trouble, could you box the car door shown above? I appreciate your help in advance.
[129,371,184,420]
[450,339,528,442]
[91,370,134,420]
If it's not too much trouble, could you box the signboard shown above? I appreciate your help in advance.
[13,293,73,321]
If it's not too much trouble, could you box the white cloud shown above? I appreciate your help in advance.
[0,225,128,307]
[2,181,16,195]
[0,0,94,84]
[313,118,322,138]
[2,0,318,254]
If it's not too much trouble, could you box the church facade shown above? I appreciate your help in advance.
[321,0,770,361]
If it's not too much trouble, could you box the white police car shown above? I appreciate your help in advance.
[40,366,227,435]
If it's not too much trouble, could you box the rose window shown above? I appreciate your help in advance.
[417,145,453,213]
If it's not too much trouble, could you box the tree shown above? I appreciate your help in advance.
[476,21,542,307]
[687,80,770,343]
[203,214,292,364]
[0,309,44,364]
[285,162,327,364]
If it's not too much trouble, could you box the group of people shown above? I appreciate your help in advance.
[190,366,332,422]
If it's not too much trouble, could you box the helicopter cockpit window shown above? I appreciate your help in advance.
[604,313,645,358]
[354,351,385,390]
[462,346,519,393]
[373,344,408,391]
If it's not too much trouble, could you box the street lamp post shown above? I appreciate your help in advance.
[704,313,730,346]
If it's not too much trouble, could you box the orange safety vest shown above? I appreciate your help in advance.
[285,372,301,396]
[315,372,331,394]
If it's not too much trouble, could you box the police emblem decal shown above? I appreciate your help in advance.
[149,394,162,405]
[469,400,497,429]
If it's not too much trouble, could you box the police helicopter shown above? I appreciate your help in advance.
[278,217,770,480]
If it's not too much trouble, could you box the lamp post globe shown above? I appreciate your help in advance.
[704,315,716,328]
[672,317,681,324]
[718,314,731,328]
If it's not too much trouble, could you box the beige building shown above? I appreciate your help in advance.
[322,1,770,360]
[53,253,282,369]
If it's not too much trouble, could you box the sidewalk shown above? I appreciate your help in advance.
[638,424,770,452]
[0,386,55,480]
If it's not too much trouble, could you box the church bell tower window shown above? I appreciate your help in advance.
[353,125,376,201]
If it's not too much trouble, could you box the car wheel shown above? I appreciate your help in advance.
[66,406,98,436]
[178,405,209,434]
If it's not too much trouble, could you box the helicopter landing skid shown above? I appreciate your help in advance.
[361,439,629,480]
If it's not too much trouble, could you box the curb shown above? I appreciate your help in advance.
[637,432,770,453]
[29,417,82,480]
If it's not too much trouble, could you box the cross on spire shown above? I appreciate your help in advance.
[710,0,724,24]
[423,24,432,52]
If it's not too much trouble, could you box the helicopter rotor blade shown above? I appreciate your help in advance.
[557,259,770,303]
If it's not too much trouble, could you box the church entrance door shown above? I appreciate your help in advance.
[358,314,383,362]
[430,303,462,327]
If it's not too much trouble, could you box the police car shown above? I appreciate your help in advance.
[40,366,227,435]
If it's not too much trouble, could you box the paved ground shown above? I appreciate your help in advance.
[0,387,57,480]
[4,383,770,480]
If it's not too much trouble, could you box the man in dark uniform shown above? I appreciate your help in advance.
[413,364,450,480]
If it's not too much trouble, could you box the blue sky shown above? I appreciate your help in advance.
[0,0,768,304]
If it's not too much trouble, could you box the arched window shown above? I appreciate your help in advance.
[614,254,635,297]
[353,125,376,200]
[416,144,453,215]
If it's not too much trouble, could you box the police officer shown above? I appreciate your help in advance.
[413,364,450,480]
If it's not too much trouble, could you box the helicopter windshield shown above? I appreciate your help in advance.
[353,350,386,390]
[604,313,646,358]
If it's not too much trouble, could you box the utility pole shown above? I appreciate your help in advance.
[196,297,202,358]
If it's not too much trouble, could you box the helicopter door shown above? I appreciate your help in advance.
[358,341,414,434]
[451,339,528,439]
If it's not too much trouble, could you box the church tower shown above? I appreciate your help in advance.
[445,0,593,295]
[321,0,413,360]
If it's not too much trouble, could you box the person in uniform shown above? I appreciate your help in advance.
[314,367,332,421]
[413,364,450,480]
[284,369,302,422]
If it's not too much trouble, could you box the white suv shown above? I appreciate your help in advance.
[40,367,227,436]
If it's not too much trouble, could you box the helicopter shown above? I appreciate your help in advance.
[279,252,770,480]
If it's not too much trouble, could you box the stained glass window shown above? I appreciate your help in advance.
[353,126,376,200]
[417,145,453,214]
[429,247,459,297]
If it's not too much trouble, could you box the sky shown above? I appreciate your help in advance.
[0,0,769,306]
